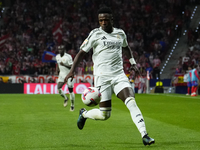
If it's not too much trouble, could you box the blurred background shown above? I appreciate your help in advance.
[0,0,200,94]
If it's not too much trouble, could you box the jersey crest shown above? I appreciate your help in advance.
[116,34,121,39]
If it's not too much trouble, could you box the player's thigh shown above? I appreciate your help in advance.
[99,85,112,107]
[113,80,134,102]
[117,87,135,102]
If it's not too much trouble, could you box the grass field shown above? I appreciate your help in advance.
[0,93,200,150]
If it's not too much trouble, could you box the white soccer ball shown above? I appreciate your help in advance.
[81,87,101,107]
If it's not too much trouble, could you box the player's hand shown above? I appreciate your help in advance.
[130,65,141,76]
[65,71,74,82]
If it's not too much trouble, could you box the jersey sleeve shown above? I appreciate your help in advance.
[80,30,96,53]
[67,55,73,66]
[122,30,128,47]
[194,70,200,79]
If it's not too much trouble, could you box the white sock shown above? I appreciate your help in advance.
[59,88,68,100]
[69,92,75,106]
[125,97,147,137]
[83,108,111,120]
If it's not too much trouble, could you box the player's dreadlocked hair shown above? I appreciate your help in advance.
[97,6,112,15]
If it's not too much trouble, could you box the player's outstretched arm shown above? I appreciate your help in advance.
[65,50,87,82]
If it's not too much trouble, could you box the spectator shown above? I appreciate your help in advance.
[175,64,182,74]
[177,56,183,66]
[0,0,193,78]
[182,54,190,71]
[152,55,161,79]
[148,52,154,66]
[145,63,153,79]
[12,63,21,75]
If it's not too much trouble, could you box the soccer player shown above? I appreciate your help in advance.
[65,7,155,146]
[190,65,200,96]
[185,66,192,95]
[56,45,75,111]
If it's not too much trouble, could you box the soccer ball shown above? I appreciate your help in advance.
[81,87,101,107]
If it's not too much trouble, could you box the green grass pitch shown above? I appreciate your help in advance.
[0,93,200,150]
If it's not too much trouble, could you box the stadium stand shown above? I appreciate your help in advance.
[0,0,199,81]
[160,4,200,79]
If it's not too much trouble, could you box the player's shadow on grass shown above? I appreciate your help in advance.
[111,141,200,149]
[110,142,155,149]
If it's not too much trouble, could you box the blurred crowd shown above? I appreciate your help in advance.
[0,0,198,80]
[175,25,200,75]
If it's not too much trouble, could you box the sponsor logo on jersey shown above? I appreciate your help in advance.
[103,41,122,49]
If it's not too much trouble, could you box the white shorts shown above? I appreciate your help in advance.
[57,74,74,88]
[95,74,131,102]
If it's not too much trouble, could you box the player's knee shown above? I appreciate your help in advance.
[100,111,111,120]
[100,107,111,120]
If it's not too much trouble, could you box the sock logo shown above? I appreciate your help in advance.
[138,119,144,123]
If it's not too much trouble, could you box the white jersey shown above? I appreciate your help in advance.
[80,27,128,77]
[56,53,73,76]
[183,73,189,82]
